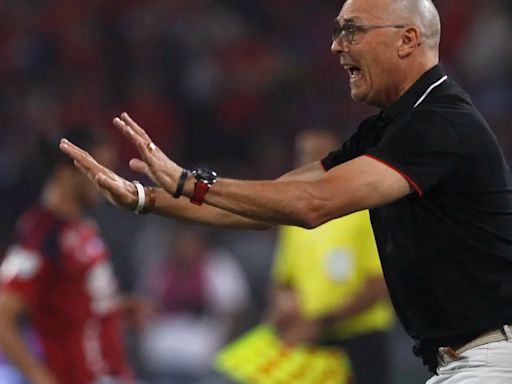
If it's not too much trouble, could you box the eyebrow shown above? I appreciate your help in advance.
[335,16,362,24]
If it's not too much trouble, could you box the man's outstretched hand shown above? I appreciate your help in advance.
[59,112,184,209]
[112,112,182,195]
[59,137,138,210]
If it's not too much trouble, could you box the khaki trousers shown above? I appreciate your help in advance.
[426,327,512,384]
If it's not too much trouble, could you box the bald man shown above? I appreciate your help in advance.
[61,0,512,382]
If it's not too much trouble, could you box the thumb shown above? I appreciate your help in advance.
[129,158,149,174]
[96,174,125,196]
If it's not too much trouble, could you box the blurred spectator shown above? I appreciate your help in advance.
[0,128,148,384]
[137,225,249,384]
[266,129,395,384]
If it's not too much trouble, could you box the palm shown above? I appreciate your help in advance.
[60,140,137,210]
[97,170,136,208]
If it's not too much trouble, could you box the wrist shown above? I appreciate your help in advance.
[190,167,217,206]
[131,181,156,214]
[172,168,191,198]
[318,311,339,329]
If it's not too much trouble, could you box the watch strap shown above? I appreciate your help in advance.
[140,186,156,214]
[190,181,210,205]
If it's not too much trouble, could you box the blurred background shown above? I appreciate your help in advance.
[0,0,511,383]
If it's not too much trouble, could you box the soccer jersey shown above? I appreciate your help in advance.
[0,205,133,384]
[273,210,394,339]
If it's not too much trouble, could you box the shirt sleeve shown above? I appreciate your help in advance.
[322,115,379,171]
[366,108,463,196]
[0,244,46,305]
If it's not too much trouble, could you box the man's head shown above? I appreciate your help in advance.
[295,129,340,167]
[41,127,116,210]
[331,0,441,108]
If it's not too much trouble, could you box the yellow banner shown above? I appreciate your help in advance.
[215,325,352,384]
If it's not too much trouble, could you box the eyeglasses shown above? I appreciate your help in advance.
[332,21,406,45]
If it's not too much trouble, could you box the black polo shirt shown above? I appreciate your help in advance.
[322,64,512,371]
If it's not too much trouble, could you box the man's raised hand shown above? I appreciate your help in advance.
[113,112,182,195]
[59,138,138,210]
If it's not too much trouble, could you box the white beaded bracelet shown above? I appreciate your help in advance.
[132,181,146,214]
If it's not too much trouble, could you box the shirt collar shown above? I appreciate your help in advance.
[384,64,447,120]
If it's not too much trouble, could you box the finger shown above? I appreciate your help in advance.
[113,117,157,166]
[60,139,100,174]
[129,158,163,187]
[113,117,146,149]
[129,158,150,174]
[59,139,86,161]
[74,161,93,180]
[96,173,122,193]
[120,112,151,142]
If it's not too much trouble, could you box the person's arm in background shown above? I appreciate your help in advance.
[267,277,388,346]
[0,291,58,384]
[267,212,391,346]
[320,211,390,328]
[318,276,388,326]
[266,283,301,330]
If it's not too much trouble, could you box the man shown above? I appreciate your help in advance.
[267,129,394,384]
[0,129,137,384]
[60,0,512,382]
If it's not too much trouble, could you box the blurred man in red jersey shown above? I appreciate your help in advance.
[0,128,145,384]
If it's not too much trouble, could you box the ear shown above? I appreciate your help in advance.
[397,26,421,58]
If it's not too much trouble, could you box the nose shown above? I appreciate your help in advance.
[331,36,348,55]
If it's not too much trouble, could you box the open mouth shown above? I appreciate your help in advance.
[343,64,362,79]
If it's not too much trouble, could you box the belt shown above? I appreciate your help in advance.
[437,325,512,366]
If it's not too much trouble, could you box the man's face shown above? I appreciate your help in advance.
[331,0,404,107]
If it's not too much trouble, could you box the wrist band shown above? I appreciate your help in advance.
[141,186,156,214]
[173,169,190,198]
[133,181,146,214]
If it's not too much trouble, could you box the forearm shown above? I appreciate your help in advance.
[177,158,383,229]
[152,161,327,229]
[182,176,334,229]
[321,276,389,325]
[0,317,47,380]
[151,188,272,230]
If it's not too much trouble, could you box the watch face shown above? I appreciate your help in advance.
[193,168,217,184]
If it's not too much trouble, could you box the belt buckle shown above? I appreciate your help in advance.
[437,346,463,366]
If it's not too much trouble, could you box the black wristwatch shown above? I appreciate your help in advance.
[190,167,217,205]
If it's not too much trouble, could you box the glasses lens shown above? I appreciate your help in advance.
[344,23,357,44]
[332,23,358,44]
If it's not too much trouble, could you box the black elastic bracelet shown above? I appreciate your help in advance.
[173,168,190,198]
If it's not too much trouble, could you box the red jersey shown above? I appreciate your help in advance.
[0,206,133,384]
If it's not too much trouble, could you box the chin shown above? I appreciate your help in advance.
[351,90,368,103]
